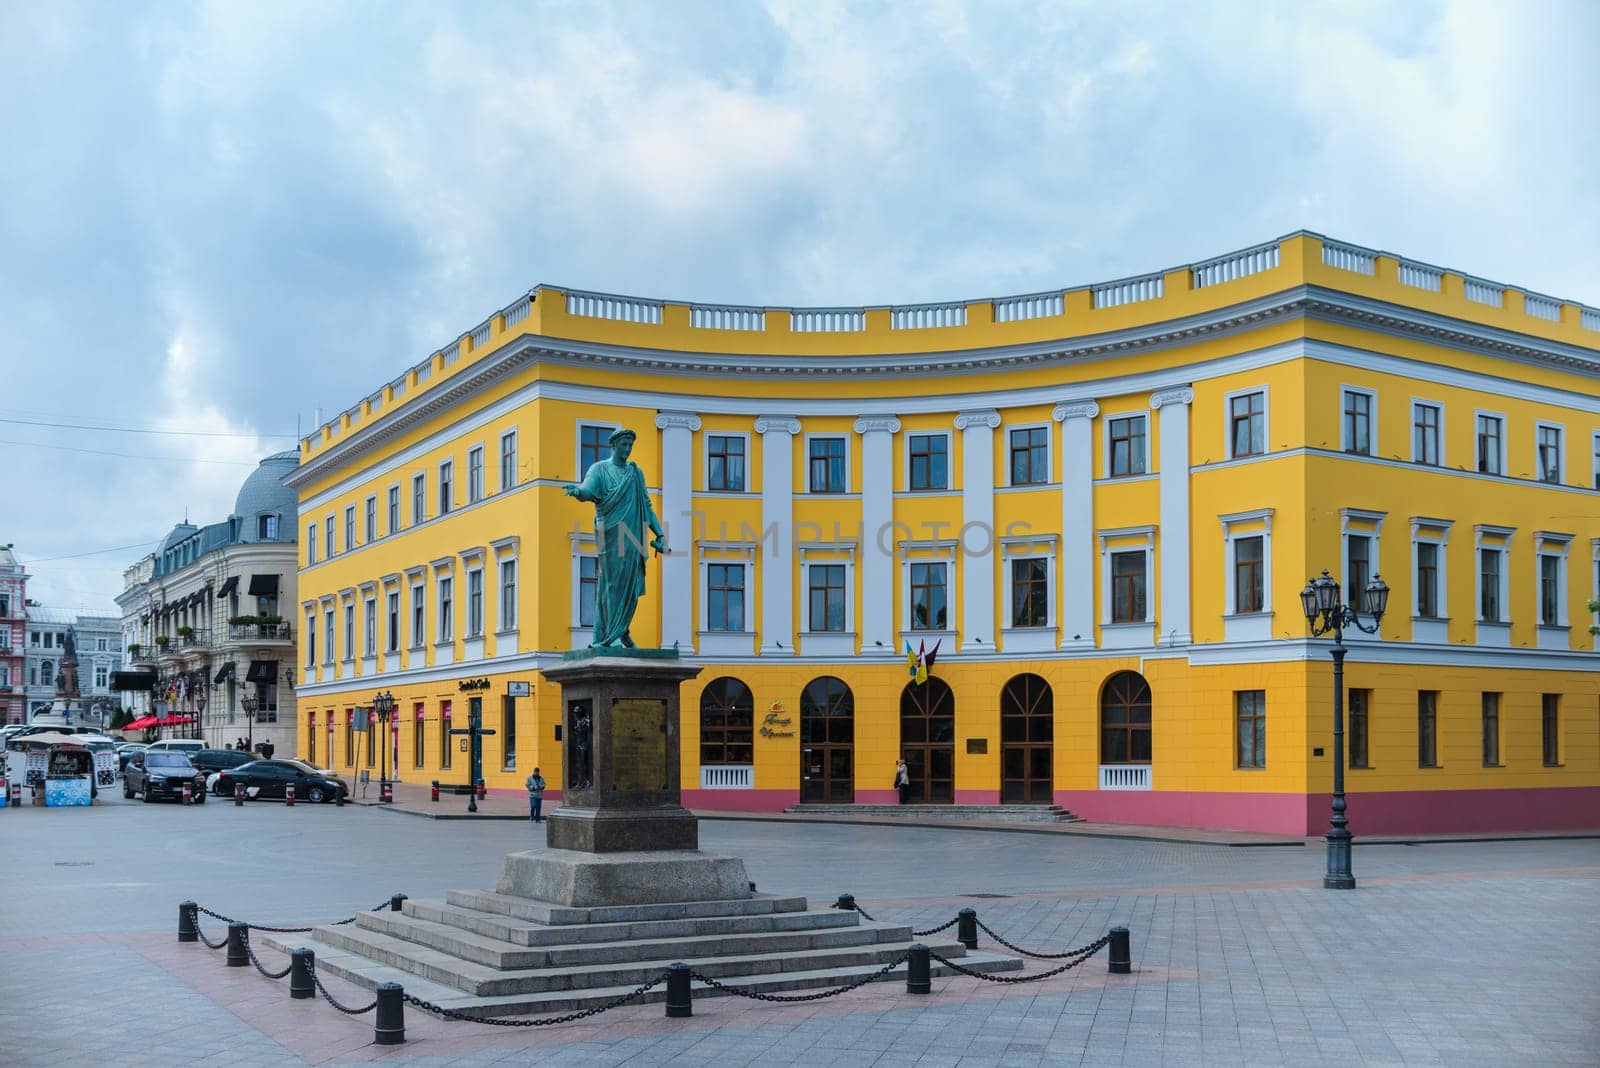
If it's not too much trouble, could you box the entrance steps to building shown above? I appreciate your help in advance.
[786,803,1082,822]
[263,890,1021,1017]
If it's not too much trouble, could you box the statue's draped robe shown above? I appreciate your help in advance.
[572,458,660,646]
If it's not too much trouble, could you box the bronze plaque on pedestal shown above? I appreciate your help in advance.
[610,698,668,791]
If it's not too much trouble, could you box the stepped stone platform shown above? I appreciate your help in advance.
[265,881,1021,1017]
[787,803,1082,823]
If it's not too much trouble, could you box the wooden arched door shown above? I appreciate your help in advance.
[900,678,955,803]
[1000,673,1053,803]
[800,676,853,803]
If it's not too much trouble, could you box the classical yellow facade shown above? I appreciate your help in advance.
[285,233,1600,834]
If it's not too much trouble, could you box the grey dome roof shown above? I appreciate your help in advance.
[161,523,199,552]
[233,450,299,542]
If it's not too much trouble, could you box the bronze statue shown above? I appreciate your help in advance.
[564,427,666,648]
[55,628,80,699]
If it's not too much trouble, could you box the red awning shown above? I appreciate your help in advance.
[155,715,196,726]
[124,716,160,730]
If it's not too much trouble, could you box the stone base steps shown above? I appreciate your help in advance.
[786,803,1081,823]
[408,897,865,948]
[444,888,810,926]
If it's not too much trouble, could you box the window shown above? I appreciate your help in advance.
[438,461,453,515]
[808,565,847,631]
[363,598,376,656]
[909,562,947,630]
[500,431,517,492]
[1108,416,1146,476]
[325,515,336,557]
[1418,691,1439,767]
[386,592,400,653]
[502,694,516,770]
[0,666,7,688]
[1348,688,1370,769]
[1009,426,1049,485]
[707,563,745,632]
[343,604,354,660]
[412,474,426,526]
[1481,692,1500,766]
[1539,554,1561,625]
[259,515,278,539]
[1537,424,1562,483]
[1229,391,1265,458]
[0,594,7,616]
[410,584,425,647]
[707,434,746,491]
[1480,548,1503,621]
[579,424,612,477]
[387,486,399,534]
[365,709,375,767]
[97,637,107,651]
[36,660,51,686]
[699,677,754,766]
[467,569,483,638]
[1342,390,1372,455]
[323,608,334,664]
[307,523,318,564]
[413,704,425,767]
[1543,693,1560,766]
[1347,535,1372,608]
[438,577,453,642]
[1235,690,1266,768]
[1593,432,1600,490]
[345,710,354,766]
[1477,414,1503,475]
[1412,402,1441,465]
[1011,558,1048,628]
[908,433,949,490]
[305,612,316,668]
[94,665,108,688]
[808,437,847,493]
[1110,551,1147,623]
[344,506,355,551]
[364,497,376,543]
[578,557,597,627]
[468,446,484,503]
[1417,543,1440,618]
[499,560,517,631]
[1234,536,1264,614]
[439,702,452,770]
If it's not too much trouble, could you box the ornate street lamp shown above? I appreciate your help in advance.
[1301,568,1389,889]
[373,690,395,802]
[241,691,258,754]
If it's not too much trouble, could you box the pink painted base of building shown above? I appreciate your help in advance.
[1057,787,1600,836]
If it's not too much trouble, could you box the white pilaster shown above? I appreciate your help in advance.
[1151,387,1194,645]
[955,409,1000,652]
[755,415,800,655]
[654,411,701,652]
[854,416,901,657]
[1052,399,1099,648]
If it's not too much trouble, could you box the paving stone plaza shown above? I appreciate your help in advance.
[2,797,1596,1066]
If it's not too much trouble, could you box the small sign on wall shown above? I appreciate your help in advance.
[459,738,469,752]
[507,681,530,697]
[965,738,988,754]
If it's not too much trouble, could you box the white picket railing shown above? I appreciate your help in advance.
[790,308,865,333]
[1463,277,1504,308]
[566,291,663,324]
[891,301,967,330]
[691,304,766,331]
[1582,307,1600,332]
[1098,764,1152,791]
[700,765,754,790]
[1398,261,1443,292]
[1093,272,1164,308]
[1192,242,1280,289]
[1321,240,1376,275]
[388,376,406,399]
[993,291,1064,322]
[365,391,383,414]
[439,340,459,365]
[470,321,491,347]
[502,296,532,328]
[1522,293,1561,322]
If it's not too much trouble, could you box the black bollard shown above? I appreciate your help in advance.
[289,948,315,999]
[178,901,198,943]
[335,786,346,806]
[957,907,978,950]
[373,983,406,1045]
[390,893,408,913]
[225,922,249,967]
[234,782,245,806]
[907,943,931,994]
[664,962,692,1017]
[1108,925,1131,974]
[833,893,856,912]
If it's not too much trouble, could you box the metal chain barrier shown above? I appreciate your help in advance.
[309,961,378,1015]
[193,913,229,950]
[241,930,293,980]
[193,898,394,933]
[404,974,667,1027]
[912,916,959,936]
[850,903,876,921]
[689,952,909,1003]
[975,919,1105,960]
[929,935,1109,984]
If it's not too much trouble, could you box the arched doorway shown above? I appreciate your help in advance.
[800,676,853,803]
[699,677,755,775]
[900,678,954,803]
[1000,674,1053,803]
[1100,671,1152,771]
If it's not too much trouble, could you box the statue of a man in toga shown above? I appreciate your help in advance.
[564,427,666,648]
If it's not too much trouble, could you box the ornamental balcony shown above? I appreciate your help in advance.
[699,765,754,790]
[1098,764,1152,791]
[225,622,293,645]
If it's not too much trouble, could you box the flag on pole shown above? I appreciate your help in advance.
[914,640,929,684]
[905,640,919,677]
[924,639,941,673]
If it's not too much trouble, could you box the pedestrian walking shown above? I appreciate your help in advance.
[525,767,546,822]
[894,758,910,805]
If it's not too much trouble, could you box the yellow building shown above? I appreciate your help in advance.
[285,233,1600,834]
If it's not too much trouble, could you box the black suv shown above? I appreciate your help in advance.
[124,750,208,804]
[191,748,255,775]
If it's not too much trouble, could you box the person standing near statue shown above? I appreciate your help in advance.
[564,427,667,648]
[525,766,546,822]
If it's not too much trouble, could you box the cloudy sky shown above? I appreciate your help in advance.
[3,0,1596,614]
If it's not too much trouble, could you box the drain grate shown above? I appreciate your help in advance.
[54,861,94,867]
[962,892,1010,898]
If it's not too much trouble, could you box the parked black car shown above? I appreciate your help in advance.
[123,750,208,804]
[214,760,347,803]
[191,748,255,775]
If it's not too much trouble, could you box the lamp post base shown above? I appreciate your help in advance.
[1323,829,1356,890]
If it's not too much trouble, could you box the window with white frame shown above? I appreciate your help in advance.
[1409,519,1454,621]
[1536,424,1563,483]
[907,433,950,490]
[806,564,848,631]
[410,582,425,647]
[323,607,335,664]
[576,552,597,628]
[908,561,948,630]
[1110,551,1147,623]
[1412,401,1442,466]
[364,496,376,543]
[707,434,747,491]
[260,514,278,539]
[1008,425,1050,485]
[500,430,518,492]
[305,610,316,667]
[807,436,848,493]
[342,603,354,660]
[1220,509,1274,617]
[468,446,484,503]
[438,461,454,515]
[706,563,746,631]
[386,591,400,652]
[578,423,616,478]
[412,474,425,526]
[1228,390,1266,458]
[499,560,517,631]
[325,515,336,557]
[1416,542,1441,618]
[437,576,453,641]
[1347,534,1373,608]
[1010,558,1049,627]
[1342,389,1374,456]
[363,597,376,656]
[1107,414,1147,477]
[1592,431,1600,490]
[94,664,108,689]
[466,568,484,637]
[1535,534,1572,626]
[1479,545,1504,622]
[307,523,317,564]
[1476,413,1504,475]
[387,485,399,534]
[344,506,355,551]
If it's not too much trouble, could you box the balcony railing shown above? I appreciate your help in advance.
[700,765,754,790]
[1098,764,1152,791]
[227,622,293,643]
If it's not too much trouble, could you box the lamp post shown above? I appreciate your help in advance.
[241,691,258,754]
[1300,568,1389,890]
[373,690,395,802]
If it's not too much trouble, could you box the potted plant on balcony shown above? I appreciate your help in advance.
[126,643,141,657]
[154,634,170,648]
[227,615,253,626]
[177,626,194,640]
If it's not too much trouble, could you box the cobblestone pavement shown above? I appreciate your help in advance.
[1,792,1596,1065]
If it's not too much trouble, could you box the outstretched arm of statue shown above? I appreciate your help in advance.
[565,464,605,503]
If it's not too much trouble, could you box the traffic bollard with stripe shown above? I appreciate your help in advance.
[373,983,405,1045]
[234,782,245,805]
[907,944,931,994]
[289,948,315,999]
[225,922,249,967]
[665,962,692,1017]
[1108,925,1131,974]
[957,907,978,950]
[285,783,295,806]
[178,901,198,943]
[182,782,192,804]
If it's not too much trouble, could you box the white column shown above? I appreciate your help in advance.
[654,411,701,652]
[955,409,1000,652]
[1151,387,1194,646]
[754,415,800,656]
[854,416,901,658]
[1052,399,1098,648]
